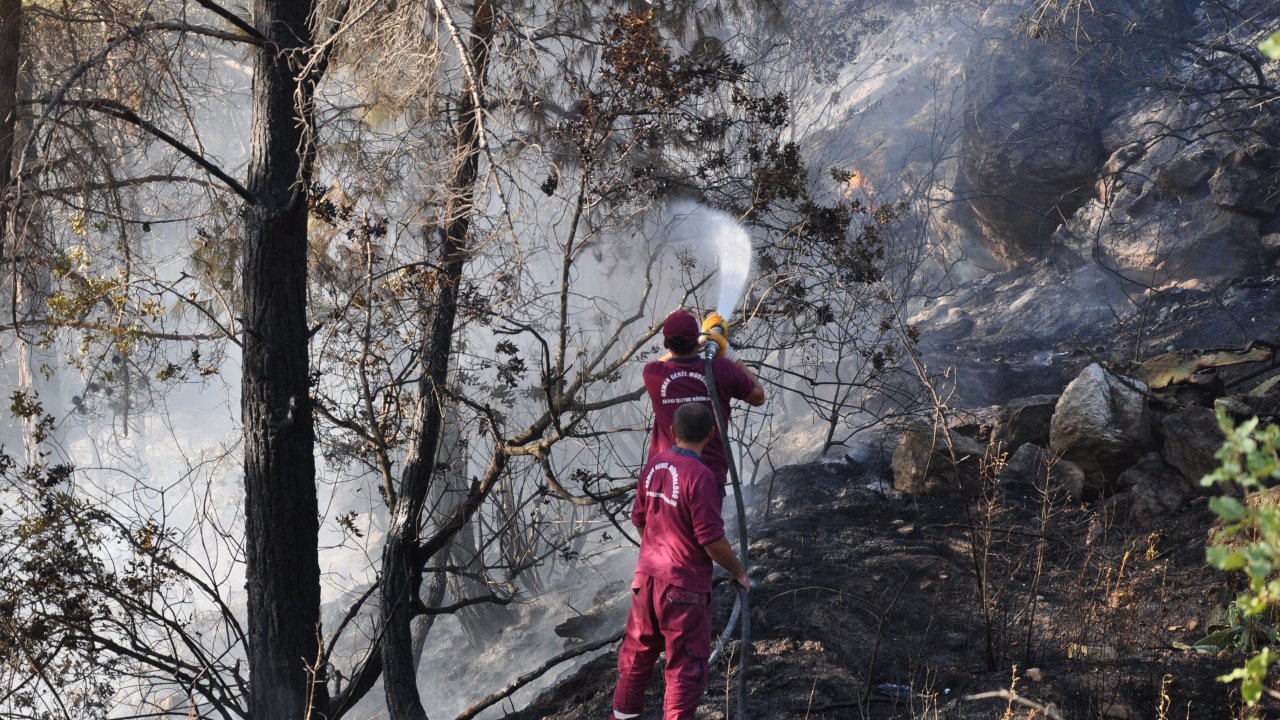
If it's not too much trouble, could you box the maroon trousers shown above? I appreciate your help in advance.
[612,573,711,719]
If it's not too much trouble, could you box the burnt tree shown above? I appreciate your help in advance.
[0,0,17,201]
[242,0,327,717]
[378,2,496,716]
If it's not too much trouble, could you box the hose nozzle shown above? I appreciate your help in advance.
[702,312,727,359]
[703,336,722,359]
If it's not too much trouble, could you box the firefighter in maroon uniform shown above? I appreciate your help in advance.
[611,403,750,720]
[643,309,765,497]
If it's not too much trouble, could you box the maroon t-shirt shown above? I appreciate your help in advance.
[643,356,756,492]
[633,447,725,592]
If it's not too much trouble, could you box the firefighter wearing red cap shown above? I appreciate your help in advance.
[642,308,765,497]
[611,402,750,720]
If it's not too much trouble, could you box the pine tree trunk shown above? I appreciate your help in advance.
[242,0,327,717]
[0,0,17,193]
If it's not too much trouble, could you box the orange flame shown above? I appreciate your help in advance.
[842,169,875,200]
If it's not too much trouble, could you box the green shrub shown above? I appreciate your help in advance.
[1203,409,1280,704]
[1261,32,1280,60]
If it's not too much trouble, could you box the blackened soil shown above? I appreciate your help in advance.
[505,461,1277,720]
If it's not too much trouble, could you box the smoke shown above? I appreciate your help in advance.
[0,2,1015,717]
[663,200,755,321]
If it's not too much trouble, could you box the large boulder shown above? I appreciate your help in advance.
[1050,364,1153,491]
[892,426,985,496]
[1164,210,1262,281]
[992,395,1059,452]
[1161,404,1225,484]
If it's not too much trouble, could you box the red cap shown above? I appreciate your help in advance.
[662,309,700,348]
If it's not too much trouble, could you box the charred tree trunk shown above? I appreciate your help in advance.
[242,0,327,717]
[0,0,23,454]
[409,402,465,667]
[0,0,50,463]
[379,1,495,717]
[0,0,17,196]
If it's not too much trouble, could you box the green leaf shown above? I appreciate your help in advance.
[1207,545,1247,571]
[1261,31,1280,60]
[1243,676,1262,704]
[1240,416,1260,434]
[1211,496,1248,521]
[1196,628,1239,651]
[1247,555,1273,582]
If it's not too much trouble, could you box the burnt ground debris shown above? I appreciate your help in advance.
[505,457,1273,719]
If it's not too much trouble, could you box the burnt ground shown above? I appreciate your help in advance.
[505,459,1275,720]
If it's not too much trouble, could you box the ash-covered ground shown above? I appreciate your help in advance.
[503,456,1266,719]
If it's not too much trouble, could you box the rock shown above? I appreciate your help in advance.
[1115,453,1194,527]
[1003,443,1085,501]
[1167,210,1262,280]
[1067,643,1118,661]
[1215,396,1255,419]
[1161,405,1225,484]
[1209,144,1280,215]
[1097,143,1145,206]
[1155,146,1218,200]
[948,404,1001,443]
[1050,364,1153,491]
[1225,373,1280,424]
[1262,233,1280,265]
[554,581,629,644]
[1056,123,1267,285]
[1102,702,1136,720]
[891,425,985,496]
[992,394,1059,452]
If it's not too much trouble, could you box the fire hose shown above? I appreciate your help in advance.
[702,320,750,720]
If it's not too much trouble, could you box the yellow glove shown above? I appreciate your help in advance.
[701,312,727,337]
[704,331,728,358]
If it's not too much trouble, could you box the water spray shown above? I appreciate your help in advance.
[689,205,753,719]
[709,220,752,322]
[664,200,754,323]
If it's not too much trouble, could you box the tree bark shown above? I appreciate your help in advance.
[379,1,495,717]
[0,0,28,460]
[0,0,18,193]
[242,0,327,717]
